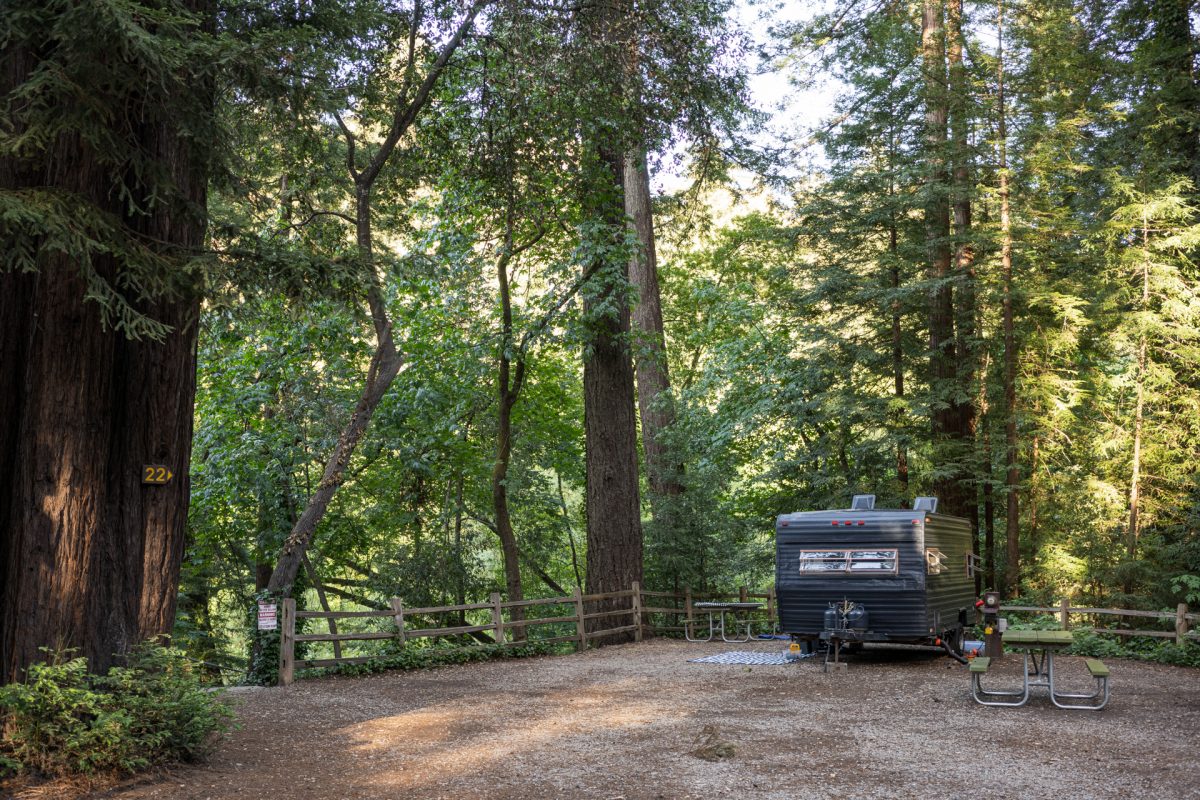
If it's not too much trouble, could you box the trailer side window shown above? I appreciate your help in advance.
[797,551,848,572]
[849,550,897,572]
[798,549,898,574]
[925,548,947,575]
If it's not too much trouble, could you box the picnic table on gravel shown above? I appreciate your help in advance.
[684,602,763,643]
[970,629,1110,710]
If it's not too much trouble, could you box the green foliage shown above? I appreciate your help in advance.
[1,0,226,339]
[1066,632,1200,669]
[0,644,232,778]
[297,641,558,679]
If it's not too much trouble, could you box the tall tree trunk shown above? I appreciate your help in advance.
[922,0,963,516]
[887,127,909,499]
[580,0,642,644]
[1126,218,1150,595]
[558,473,584,590]
[0,5,210,682]
[997,0,1021,597]
[492,246,526,640]
[625,152,684,510]
[983,424,996,591]
[302,553,341,660]
[1028,429,1040,561]
[976,351,993,595]
[948,0,978,530]
[582,146,643,642]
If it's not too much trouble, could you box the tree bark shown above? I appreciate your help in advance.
[0,5,209,681]
[887,136,909,498]
[624,151,684,508]
[922,0,965,517]
[583,146,644,643]
[492,244,527,640]
[997,0,1021,597]
[948,0,978,530]
[579,0,643,644]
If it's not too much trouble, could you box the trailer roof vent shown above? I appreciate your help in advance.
[850,494,876,511]
[914,496,939,513]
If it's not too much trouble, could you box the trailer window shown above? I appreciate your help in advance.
[798,549,898,574]
[797,551,848,572]
[849,550,897,572]
[925,548,947,575]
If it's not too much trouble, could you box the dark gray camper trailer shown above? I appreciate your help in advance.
[775,495,975,659]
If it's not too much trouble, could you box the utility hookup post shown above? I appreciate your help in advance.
[979,591,1003,658]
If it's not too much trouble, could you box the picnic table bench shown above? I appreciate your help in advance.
[970,629,1109,710]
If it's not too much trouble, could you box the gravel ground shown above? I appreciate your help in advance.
[29,639,1200,800]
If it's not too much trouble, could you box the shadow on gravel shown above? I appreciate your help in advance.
[825,644,950,665]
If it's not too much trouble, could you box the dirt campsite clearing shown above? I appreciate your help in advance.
[69,639,1200,800]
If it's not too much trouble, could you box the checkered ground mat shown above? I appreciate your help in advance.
[688,651,796,665]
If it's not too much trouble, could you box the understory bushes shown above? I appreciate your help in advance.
[297,640,561,680]
[0,643,232,778]
[1064,632,1200,668]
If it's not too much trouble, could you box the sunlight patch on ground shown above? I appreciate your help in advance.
[332,679,685,792]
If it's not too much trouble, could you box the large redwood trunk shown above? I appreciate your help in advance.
[922,0,966,517]
[948,0,978,533]
[583,147,644,642]
[0,24,207,681]
[579,0,642,644]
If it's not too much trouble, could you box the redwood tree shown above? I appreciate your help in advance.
[578,0,643,640]
[0,0,216,681]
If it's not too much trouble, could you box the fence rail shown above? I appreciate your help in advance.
[1000,599,1196,645]
[276,585,1192,685]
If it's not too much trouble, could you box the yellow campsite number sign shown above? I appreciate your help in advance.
[142,465,174,485]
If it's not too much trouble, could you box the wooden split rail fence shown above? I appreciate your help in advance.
[276,585,1193,686]
[1001,600,1197,644]
[278,583,779,685]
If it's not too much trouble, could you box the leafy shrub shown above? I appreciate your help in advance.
[298,641,560,679]
[0,643,232,778]
[1065,631,1200,667]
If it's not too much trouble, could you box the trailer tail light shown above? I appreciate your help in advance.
[857,521,865,526]
[912,519,920,525]
[831,521,838,526]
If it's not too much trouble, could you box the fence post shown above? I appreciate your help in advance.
[739,585,748,603]
[573,586,587,652]
[1177,603,1190,646]
[279,597,296,687]
[390,598,406,646]
[491,592,506,646]
[767,585,776,632]
[632,581,643,642]
[684,586,694,639]
[1060,596,1071,630]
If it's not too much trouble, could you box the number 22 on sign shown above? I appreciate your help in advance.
[142,465,174,484]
